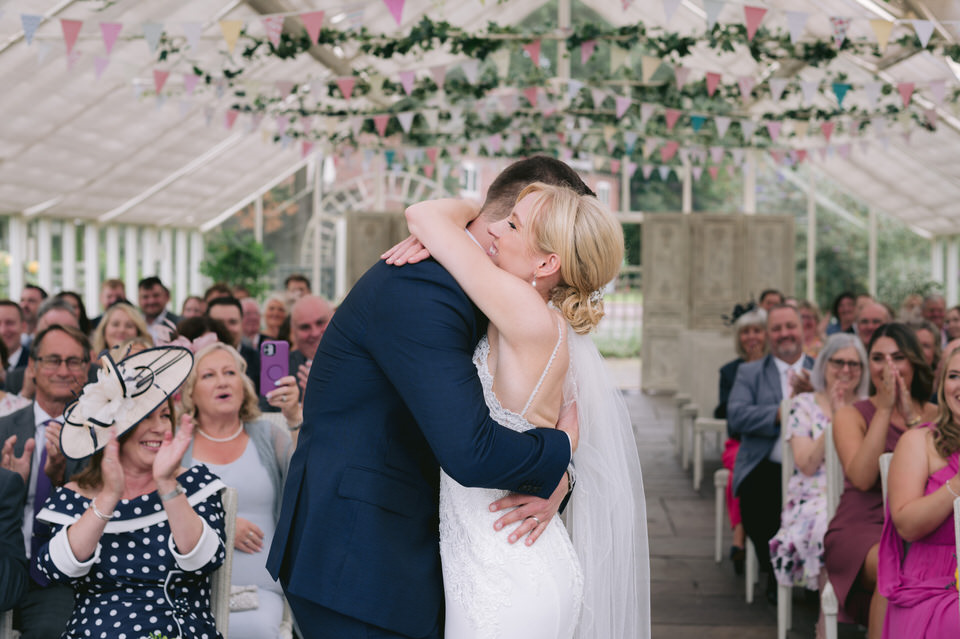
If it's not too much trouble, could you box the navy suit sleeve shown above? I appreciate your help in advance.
[0,469,27,611]
[366,267,570,499]
[727,363,779,439]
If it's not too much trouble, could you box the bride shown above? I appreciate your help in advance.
[384,182,650,638]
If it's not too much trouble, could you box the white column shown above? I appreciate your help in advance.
[742,149,757,214]
[311,155,323,298]
[37,218,53,292]
[84,224,100,314]
[189,231,204,295]
[932,238,945,284]
[947,237,959,307]
[254,197,263,244]
[620,156,630,214]
[557,0,571,82]
[124,226,139,297]
[681,155,692,214]
[61,221,77,291]
[158,229,173,290]
[335,217,347,301]
[175,229,188,311]
[8,217,24,298]
[105,226,120,278]
[141,228,156,279]
[806,169,816,302]
[868,208,878,297]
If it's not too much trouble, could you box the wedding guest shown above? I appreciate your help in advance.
[715,307,767,573]
[879,345,960,637]
[241,297,265,350]
[53,292,90,336]
[944,305,960,342]
[4,301,81,396]
[88,279,126,330]
[35,345,226,639]
[261,294,288,341]
[89,303,151,357]
[18,286,47,338]
[856,302,891,349]
[204,283,233,304]
[180,343,299,639]
[770,334,868,591]
[284,275,311,300]
[289,295,334,397]
[898,294,923,324]
[824,323,937,638]
[909,321,941,375]
[827,292,856,336]
[0,468,27,611]
[799,300,824,358]
[922,294,946,335]
[759,289,784,312]
[138,277,179,344]
[181,296,206,320]
[207,297,260,393]
[177,316,232,347]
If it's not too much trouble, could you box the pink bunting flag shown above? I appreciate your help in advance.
[301,142,314,158]
[829,17,850,48]
[225,109,239,130]
[299,11,325,44]
[675,66,690,89]
[398,70,416,96]
[664,108,682,131]
[426,147,438,164]
[591,89,606,108]
[837,145,850,160]
[765,121,781,142]
[929,80,946,106]
[897,82,914,107]
[580,40,596,65]
[100,22,122,55]
[429,65,446,89]
[523,87,538,107]
[615,96,632,119]
[523,40,541,67]
[737,76,755,99]
[660,140,679,162]
[821,121,835,143]
[610,159,621,174]
[383,0,404,27]
[795,149,808,163]
[692,166,703,181]
[709,146,724,163]
[262,16,284,48]
[337,77,355,101]
[708,166,719,180]
[93,56,109,79]
[706,72,721,97]
[423,165,435,179]
[276,116,289,135]
[66,48,81,71]
[743,6,766,41]
[373,114,390,137]
[301,116,313,134]
[925,109,937,127]
[183,73,200,96]
[61,19,83,56]
[153,69,170,94]
[640,103,656,128]
[642,165,654,180]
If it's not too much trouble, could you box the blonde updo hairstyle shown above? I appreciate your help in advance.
[934,345,960,458]
[518,182,624,335]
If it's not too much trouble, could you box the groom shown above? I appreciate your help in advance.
[267,157,594,638]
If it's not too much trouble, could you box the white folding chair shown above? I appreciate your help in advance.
[777,397,794,639]
[714,468,729,563]
[693,416,726,491]
[745,538,758,603]
[210,486,238,638]
[879,453,892,508]
[674,394,691,457]
[821,422,843,639]
[0,609,15,639]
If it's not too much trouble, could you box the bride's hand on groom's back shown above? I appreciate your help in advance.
[381,235,430,266]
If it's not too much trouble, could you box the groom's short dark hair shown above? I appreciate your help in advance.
[479,156,595,222]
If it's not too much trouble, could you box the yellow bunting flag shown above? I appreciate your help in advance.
[870,19,894,53]
[793,120,809,138]
[603,125,617,142]
[490,47,511,79]
[641,56,661,83]
[610,45,629,71]
[220,20,243,55]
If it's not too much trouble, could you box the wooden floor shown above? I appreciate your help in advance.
[624,390,866,639]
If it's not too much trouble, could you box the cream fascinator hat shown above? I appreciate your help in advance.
[60,346,194,460]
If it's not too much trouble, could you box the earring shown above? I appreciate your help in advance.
[531,275,537,288]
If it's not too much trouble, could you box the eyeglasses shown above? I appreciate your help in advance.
[828,358,862,371]
[35,356,88,372]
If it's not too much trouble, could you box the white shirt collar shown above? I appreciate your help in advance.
[465,228,483,250]
[773,355,804,376]
[33,402,59,429]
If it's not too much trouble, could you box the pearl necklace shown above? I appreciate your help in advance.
[196,423,244,443]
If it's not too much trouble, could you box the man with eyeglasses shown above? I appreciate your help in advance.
[0,325,90,639]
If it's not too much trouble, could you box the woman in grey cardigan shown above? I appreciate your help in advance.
[180,342,300,639]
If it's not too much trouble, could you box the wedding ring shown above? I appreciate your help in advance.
[527,515,542,526]
[247,531,254,538]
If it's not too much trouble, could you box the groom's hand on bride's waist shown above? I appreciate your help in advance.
[487,472,569,547]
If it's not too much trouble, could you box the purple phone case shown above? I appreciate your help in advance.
[260,340,289,396]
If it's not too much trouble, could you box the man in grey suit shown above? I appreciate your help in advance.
[728,304,813,602]
[0,325,90,638]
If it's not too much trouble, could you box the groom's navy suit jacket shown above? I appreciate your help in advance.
[267,259,571,637]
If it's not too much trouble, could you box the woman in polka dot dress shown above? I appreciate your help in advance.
[34,347,227,639]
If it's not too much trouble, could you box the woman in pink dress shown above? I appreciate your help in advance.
[879,345,960,638]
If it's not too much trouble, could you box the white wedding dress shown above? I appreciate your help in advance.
[440,321,651,639]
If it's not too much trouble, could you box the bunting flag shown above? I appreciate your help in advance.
[863,81,881,107]
[225,108,239,130]
[460,59,479,84]
[640,56,660,83]
[220,20,243,55]
[337,76,355,101]
[591,88,607,107]
[737,76,755,99]
[706,72,721,97]
[715,116,731,138]
[642,138,657,159]
[690,115,706,132]
[522,39,541,67]
[491,48,510,78]
[93,56,109,79]
[383,0,405,27]
[800,81,818,106]
[909,20,934,48]
[153,69,170,94]
[703,0,724,30]
[794,120,809,138]
[610,159,621,174]
[426,147,438,164]
[623,131,638,154]
[142,22,164,54]
[821,121,835,142]
[100,22,122,55]
[929,80,946,105]
[397,112,414,133]
[642,164,654,180]
[611,46,629,72]
[740,120,756,140]
[662,0,683,24]
[580,40,596,65]
[708,166,719,180]
[22,14,42,45]
[521,87,538,107]
[664,108,682,131]
[183,73,200,96]
[829,17,850,48]
[373,114,390,136]
[66,49,81,71]
[658,166,672,181]
[765,121,781,142]
[262,15,284,48]
[870,20,894,53]
[897,82,914,107]
[675,65,690,89]
[60,19,83,56]
[743,6,766,41]
[640,103,656,128]
[275,80,294,95]
[300,11,324,44]
[660,141,679,162]
[301,141,314,158]
[615,96,632,119]
[182,22,201,51]
[398,70,416,96]
[429,64,446,89]
[785,11,807,44]
[423,164,435,179]
[692,166,703,181]
[769,78,788,102]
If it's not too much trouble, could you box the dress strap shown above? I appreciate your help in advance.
[519,319,564,419]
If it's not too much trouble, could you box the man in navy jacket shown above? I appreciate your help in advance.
[268,158,593,638]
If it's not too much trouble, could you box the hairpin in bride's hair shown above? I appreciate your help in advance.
[721,300,758,327]
[588,289,604,305]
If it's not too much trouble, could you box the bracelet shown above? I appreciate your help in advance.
[946,479,960,499]
[158,483,185,502]
[906,416,923,427]
[90,497,114,522]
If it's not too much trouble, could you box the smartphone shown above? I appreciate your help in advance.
[260,340,290,397]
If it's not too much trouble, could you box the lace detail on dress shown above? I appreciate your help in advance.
[439,332,583,639]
